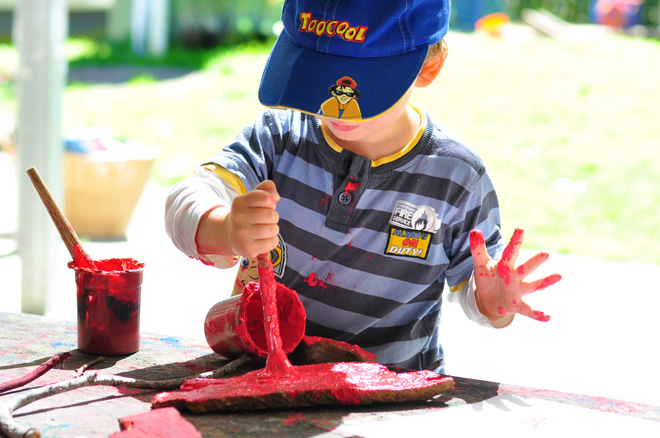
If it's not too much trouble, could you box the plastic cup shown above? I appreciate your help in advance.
[68,258,144,355]
[204,281,306,359]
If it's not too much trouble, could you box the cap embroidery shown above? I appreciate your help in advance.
[319,76,362,119]
[299,12,368,42]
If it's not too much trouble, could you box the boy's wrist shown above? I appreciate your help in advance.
[474,288,515,328]
[195,205,236,257]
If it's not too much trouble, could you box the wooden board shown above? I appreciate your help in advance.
[152,362,454,412]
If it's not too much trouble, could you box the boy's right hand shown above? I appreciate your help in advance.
[224,180,281,259]
[196,180,280,260]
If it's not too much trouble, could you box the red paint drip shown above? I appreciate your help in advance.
[344,182,360,194]
[257,254,296,378]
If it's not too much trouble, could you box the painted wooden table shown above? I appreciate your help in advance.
[1,312,659,437]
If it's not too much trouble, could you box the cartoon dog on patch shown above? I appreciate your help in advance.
[319,76,361,119]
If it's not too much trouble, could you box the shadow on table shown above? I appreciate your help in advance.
[115,360,502,437]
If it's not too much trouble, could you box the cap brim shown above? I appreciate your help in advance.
[258,32,429,121]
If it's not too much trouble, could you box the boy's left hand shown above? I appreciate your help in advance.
[470,228,561,323]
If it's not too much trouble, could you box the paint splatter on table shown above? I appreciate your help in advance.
[2,312,659,437]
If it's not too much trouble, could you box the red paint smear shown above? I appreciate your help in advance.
[502,228,524,262]
[497,263,511,285]
[73,243,97,270]
[533,311,551,322]
[344,182,360,194]
[469,229,484,251]
[304,273,327,289]
[282,412,306,426]
[111,407,202,438]
[257,254,296,378]
[535,274,562,291]
[516,265,525,275]
[497,306,507,316]
[154,362,454,407]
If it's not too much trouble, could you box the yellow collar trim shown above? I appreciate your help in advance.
[321,104,427,167]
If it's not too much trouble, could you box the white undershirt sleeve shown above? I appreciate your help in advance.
[448,274,514,329]
[164,168,242,268]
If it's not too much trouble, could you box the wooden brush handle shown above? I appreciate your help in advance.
[26,166,90,262]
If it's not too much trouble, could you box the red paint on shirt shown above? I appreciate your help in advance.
[304,273,328,289]
[344,182,360,194]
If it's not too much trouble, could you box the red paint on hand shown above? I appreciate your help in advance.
[535,274,562,291]
[533,311,551,322]
[501,228,523,262]
[497,263,511,285]
[469,229,485,251]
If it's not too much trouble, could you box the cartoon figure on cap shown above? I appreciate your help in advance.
[319,76,361,119]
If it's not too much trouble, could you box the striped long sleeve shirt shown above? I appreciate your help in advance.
[165,107,505,372]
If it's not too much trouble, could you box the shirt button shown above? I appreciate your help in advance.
[338,192,352,204]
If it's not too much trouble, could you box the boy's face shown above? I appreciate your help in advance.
[320,88,413,145]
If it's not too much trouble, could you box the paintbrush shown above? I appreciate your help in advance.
[26,166,97,270]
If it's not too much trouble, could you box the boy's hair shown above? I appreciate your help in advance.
[425,40,449,65]
[259,0,451,122]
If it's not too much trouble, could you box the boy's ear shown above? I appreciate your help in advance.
[414,54,446,88]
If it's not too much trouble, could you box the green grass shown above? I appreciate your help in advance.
[1,33,659,265]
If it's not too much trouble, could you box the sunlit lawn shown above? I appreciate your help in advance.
[1,30,659,264]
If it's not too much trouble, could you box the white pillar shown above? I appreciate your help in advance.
[131,0,170,57]
[148,0,170,57]
[14,0,68,315]
[107,0,132,42]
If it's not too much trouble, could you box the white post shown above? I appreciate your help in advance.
[148,0,170,57]
[131,0,149,56]
[107,0,132,43]
[14,0,68,315]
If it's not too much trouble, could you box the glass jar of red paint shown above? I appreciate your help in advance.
[69,258,144,355]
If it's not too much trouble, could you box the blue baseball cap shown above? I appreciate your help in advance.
[258,0,451,121]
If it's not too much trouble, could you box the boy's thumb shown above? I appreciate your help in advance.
[255,180,281,201]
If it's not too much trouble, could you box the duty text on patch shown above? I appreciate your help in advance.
[385,227,431,260]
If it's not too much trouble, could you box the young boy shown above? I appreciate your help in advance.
[165,0,561,373]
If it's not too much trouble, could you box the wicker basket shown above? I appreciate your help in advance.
[64,152,157,240]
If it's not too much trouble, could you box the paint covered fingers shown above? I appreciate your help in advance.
[470,228,561,323]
